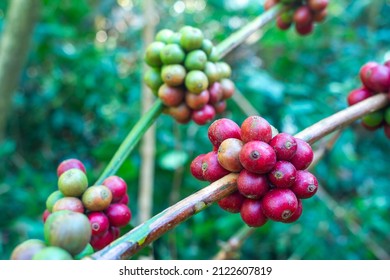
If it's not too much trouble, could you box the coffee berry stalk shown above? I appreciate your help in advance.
[265,0,329,36]
[144,26,235,125]
[190,116,318,227]
[10,158,132,260]
[346,59,390,139]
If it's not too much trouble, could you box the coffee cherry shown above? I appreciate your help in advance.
[217,191,245,213]
[144,67,163,91]
[166,103,192,124]
[46,190,65,212]
[32,246,73,260]
[42,209,50,222]
[204,62,220,84]
[268,161,297,189]
[208,118,241,148]
[240,116,273,143]
[361,111,384,128]
[82,185,113,212]
[313,8,327,22]
[192,104,216,125]
[239,141,277,174]
[90,229,114,251]
[237,169,270,199]
[10,239,46,260]
[261,189,298,222]
[180,27,204,51]
[158,84,185,107]
[293,6,313,27]
[276,16,292,30]
[102,175,128,203]
[282,199,303,223]
[308,0,328,11]
[144,41,165,67]
[161,64,186,86]
[240,199,268,227]
[269,133,297,160]
[58,168,88,197]
[201,39,214,57]
[185,90,210,110]
[201,151,230,182]
[52,197,84,213]
[185,70,209,94]
[184,50,207,71]
[220,78,235,99]
[216,62,232,79]
[190,154,206,181]
[360,62,390,93]
[295,21,314,36]
[110,226,121,240]
[289,138,313,170]
[88,212,110,236]
[361,120,382,131]
[105,203,132,228]
[347,87,374,106]
[160,44,185,65]
[118,193,129,205]
[214,100,227,114]
[44,210,91,255]
[208,82,223,104]
[290,170,318,199]
[217,138,244,172]
[57,158,86,177]
[155,29,174,43]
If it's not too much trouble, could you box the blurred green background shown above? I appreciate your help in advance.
[0,0,389,260]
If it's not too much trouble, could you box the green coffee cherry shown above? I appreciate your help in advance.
[185,70,209,94]
[160,44,186,65]
[144,41,165,67]
[180,27,204,51]
[161,64,187,86]
[184,50,207,71]
[144,67,163,90]
[155,29,174,43]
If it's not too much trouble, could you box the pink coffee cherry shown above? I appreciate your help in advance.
[88,212,110,236]
[290,170,319,199]
[102,175,128,203]
[240,198,268,227]
[240,116,273,143]
[261,189,299,222]
[105,203,132,228]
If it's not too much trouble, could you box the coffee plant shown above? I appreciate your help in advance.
[2,1,390,260]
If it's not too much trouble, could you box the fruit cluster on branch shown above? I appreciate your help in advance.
[143,26,235,125]
[190,117,319,227]
[11,159,132,260]
[347,60,390,138]
[265,0,328,35]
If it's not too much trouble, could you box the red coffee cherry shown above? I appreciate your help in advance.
[289,138,313,170]
[110,226,121,240]
[217,191,245,213]
[262,189,298,222]
[57,158,86,177]
[282,199,303,223]
[158,84,185,107]
[201,151,230,182]
[293,6,313,27]
[220,78,235,99]
[360,62,390,93]
[208,82,223,104]
[268,161,297,189]
[87,212,110,236]
[191,104,216,125]
[237,169,270,199]
[102,175,128,203]
[166,103,192,124]
[239,141,277,174]
[217,138,244,172]
[105,203,132,228]
[190,154,206,181]
[347,87,374,106]
[290,170,319,199]
[90,229,115,251]
[308,0,328,12]
[213,100,227,114]
[240,116,273,143]
[295,21,314,36]
[240,199,268,227]
[208,118,241,148]
[185,90,210,110]
[118,193,129,205]
[269,133,297,161]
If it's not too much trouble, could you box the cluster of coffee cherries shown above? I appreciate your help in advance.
[265,0,328,36]
[347,60,390,139]
[144,26,235,125]
[190,116,318,227]
[10,159,131,260]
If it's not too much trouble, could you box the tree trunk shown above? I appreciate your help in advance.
[0,0,41,141]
